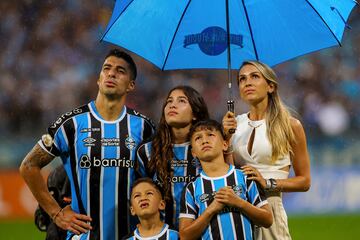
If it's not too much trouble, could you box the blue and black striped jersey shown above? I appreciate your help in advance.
[123,224,179,240]
[39,101,155,240]
[136,142,201,230]
[180,165,268,240]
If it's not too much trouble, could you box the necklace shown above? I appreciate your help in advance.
[248,120,263,129]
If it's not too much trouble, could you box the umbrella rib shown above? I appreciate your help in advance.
[162,0,193,70]
[304,0,341,46]
[100,0,135,42]
[241,0,259,60]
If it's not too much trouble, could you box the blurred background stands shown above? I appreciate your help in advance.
[0,1,359,170]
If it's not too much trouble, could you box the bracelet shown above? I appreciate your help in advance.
[264,179,271,190]
[52,207,63,222]
[269,178,277,191]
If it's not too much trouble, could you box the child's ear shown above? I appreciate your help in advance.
[191,149,197,158]
[222,139,228,152]
[159,199,166,211]
[130,206,136,216]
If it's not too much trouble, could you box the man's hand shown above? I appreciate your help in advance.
[54,205,92,235]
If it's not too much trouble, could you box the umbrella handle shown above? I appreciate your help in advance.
[227,100,236,134]
[227,100,234,113]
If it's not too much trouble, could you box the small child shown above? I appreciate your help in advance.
[123,178,179,240]
[179,119,273,240]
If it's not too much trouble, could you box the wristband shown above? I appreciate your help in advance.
[265,179,271,190]
[269,178,277,191]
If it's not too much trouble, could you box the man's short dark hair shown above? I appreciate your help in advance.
[189,119,226,140]
[105,49,137,80]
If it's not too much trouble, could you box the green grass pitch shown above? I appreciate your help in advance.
[0,214,359,239]
[289,214,360,239]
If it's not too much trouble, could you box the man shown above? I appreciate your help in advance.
[179,119,272,240]
[20,49,155,240]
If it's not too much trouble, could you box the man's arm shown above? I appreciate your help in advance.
[19,144,92,234]
[19,144,60,219]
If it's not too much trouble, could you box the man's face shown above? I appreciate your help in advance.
[130,182,165,219]
[191,127,227,162]
[97,56,135,98]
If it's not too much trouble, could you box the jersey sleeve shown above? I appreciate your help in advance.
[179,182,198,219]
[38,117,72,157]
[245,177,268,208]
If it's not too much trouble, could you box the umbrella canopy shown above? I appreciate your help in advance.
[101,0,357,70]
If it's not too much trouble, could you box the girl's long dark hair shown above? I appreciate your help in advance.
[149,86,209,200]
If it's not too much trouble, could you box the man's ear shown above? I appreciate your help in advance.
[126,80,135,93]
[159,199,166,211]
[130,206,136,216]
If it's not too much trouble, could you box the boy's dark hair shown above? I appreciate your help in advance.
[105,48,137,80]
[189,119,226,140]
[130,177,164,203]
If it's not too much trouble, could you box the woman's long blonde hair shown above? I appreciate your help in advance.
[240,61,296,163]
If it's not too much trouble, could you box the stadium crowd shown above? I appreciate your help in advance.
[0,1,359,167]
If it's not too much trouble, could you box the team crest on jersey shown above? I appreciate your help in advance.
[125,136,136,150]
[199,186,242,203]
[232,185,243,196]
[191,157,201,167]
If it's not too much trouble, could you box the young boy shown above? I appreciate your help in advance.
[179,119,273,240]
[124,178,179,240]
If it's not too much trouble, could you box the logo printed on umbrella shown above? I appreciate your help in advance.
[184,26,243,56]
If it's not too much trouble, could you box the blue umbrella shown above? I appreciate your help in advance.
[101,0,357,110]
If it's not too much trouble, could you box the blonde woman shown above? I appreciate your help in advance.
[223,60,311,240]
